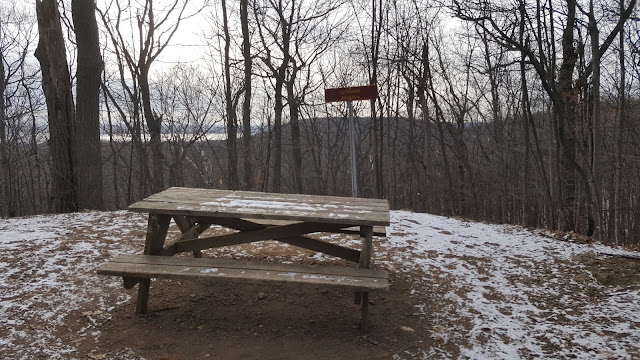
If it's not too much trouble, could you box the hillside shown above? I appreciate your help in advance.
[1,210,639,359]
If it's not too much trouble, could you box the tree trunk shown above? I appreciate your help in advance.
[0,54,8,217]
[240,0,252,191]
[221,0,238,190]
[588,0,603,239]
[102,83,120,209]
[417,44,432,211]
[370,0,384,199]
[555,0,579,231]
[613,0,626,244]
[25,83,45,213]
[139,66,164,194]
[272,78,283,193]
[72,0,103,210]
[35,0,78,213]
[286,78,303,194]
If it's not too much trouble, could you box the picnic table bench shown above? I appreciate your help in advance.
[97,187,390,329]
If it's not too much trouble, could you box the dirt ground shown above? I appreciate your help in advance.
[66,234,640,359]
[61,240,440,359]
[3,211,640,359]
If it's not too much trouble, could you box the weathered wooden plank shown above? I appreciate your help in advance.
[206,217,266,231]
[172,222,347,254]
[216,218,387,237]
[139,199,390,218]
[163,218,211,257]
[97,257,389,292]
[135,197,390,220]
[181,217,362,262]
[359,225,373,269]
[136,214,171,314]
[107,254,388,279]
[130,200,390,227]
[136,278,151,314]
[129,187,391,227]
[167,219,361,262]
[172,233,259,253]
[276,236,361,263]
[150,187,389,208]
[140,191,390,211]
[340,226,387,237]
[356,225,374,318]
[123,277,141,289]
[172,215,192,232]
[361,292,369,330]
[144,214,171,255]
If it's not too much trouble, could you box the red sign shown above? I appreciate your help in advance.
[324,85,379,103]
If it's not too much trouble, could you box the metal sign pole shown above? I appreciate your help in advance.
[348,101,358,198]
[324,85,378,199]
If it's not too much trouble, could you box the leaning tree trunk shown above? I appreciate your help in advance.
[72,0,103,210]
[35,0,77,213]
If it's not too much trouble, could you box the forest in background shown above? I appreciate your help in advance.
[1,0,639,245]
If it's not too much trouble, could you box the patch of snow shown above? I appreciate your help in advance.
[201,199,317,211]
[0,210,143,359]
[200,268,219,273]
[380,211,640,359]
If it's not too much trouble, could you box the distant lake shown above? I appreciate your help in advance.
[99,132,228,142]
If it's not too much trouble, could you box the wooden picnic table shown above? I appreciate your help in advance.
[98,187,390,329]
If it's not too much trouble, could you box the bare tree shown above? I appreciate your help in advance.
[254,0,344,193]
[72,0,104,210]
[0,3,36,217]
[612,0,627,243]
[221,0,238,190]
[98,0,202,194]
[0,40,6,218]
[452,0,636,234]
[35,0,77,213]
[240,0,253,190]
[253,0,287,192]
[155,64,218,187]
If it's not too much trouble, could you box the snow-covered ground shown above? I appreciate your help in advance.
[0,211,145,359]
[382,212,640,359]
[1,210,639,359]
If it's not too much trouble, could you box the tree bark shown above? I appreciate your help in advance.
[272,76,283,193]
[240,0,253,191]
[221,0,238,190]
[286,76,303,194]
[35,0,78,213]
[0,53,8,217]
[72,0,103,210]
[613,0,626,244]
[140,68,164,193]
[587,0,603,239]
[370,0,384,199]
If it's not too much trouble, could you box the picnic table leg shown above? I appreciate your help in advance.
[173,215,208,258]
[135,213,171,314]
[359,225,373,330]
[354,226,366,305]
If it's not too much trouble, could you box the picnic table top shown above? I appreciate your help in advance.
[129,187,390,227]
